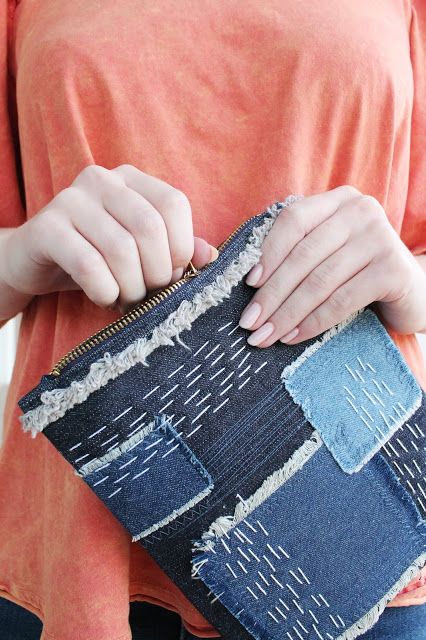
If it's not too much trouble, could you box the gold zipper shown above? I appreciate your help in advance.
[49,216,253,376]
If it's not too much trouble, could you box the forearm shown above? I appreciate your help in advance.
[0,229,34,322]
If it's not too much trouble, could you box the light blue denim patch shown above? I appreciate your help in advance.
[281,309,422,474]
[83,414,213,540]
[192,443,426,640]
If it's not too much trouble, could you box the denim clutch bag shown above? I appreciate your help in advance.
[17,195,426,640]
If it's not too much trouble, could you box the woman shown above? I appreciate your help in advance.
[0,1,426,639]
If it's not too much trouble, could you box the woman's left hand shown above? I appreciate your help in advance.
[238,185,426,347]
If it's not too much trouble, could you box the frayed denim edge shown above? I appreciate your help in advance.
[129,415,214,541]
[75,419,156,477]
[335,551,426,640]
[191,431,323,560]
[189,551,426,640]
[77,414,214,540]
[19,195,302,437]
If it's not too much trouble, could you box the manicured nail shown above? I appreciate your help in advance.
[245,263,263,286]
[239,301,262,329]
[209,246,219,262]
[280,327,299,343]
[247,322,274,346]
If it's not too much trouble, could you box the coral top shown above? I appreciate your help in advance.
[1,1,426,638]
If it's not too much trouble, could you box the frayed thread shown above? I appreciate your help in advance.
[193,431,323,554]
[75,420,156,477]
[191,557,210,580]
[20,195,302,437]
[336,552,426,640]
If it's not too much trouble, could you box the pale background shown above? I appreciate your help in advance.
[1,314,426,444]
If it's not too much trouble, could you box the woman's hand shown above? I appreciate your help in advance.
[0,164,218,315]
[238,185,426,346]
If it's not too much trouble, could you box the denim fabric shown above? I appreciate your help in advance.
[0,597,195,639]
[282,308,422,474]
[1,596,426,640]
[18,206,291,408]
[129,601,183,640]
[17,202,426,640]
[356,604,426,640]
[193,445,426,640]
[83,416,213,540]
[0,597,43,640]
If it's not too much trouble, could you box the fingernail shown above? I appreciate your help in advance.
[239,301,262,329]
[280,327,299,343]
[247,322,274,346]
[209,246,219,262]
[245,263,263,286]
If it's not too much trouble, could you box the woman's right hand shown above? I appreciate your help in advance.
[0,164,218,313]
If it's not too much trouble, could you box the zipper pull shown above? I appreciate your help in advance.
[183,261,198,278]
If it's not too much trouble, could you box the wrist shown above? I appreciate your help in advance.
[373,265,426,335]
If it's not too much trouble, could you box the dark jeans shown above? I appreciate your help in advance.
[0,598,198,640]
[1,596,426,639]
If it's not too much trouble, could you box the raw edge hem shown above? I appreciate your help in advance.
[336,552,426,639]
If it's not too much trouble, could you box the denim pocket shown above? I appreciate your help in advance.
[78,414,213,541]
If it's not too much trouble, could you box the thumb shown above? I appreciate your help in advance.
[191,237,219,270]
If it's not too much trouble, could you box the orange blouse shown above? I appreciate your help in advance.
[1,1,426,638]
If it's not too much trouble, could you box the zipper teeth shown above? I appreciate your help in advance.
[49,278,188,376]
[49,217,252,376]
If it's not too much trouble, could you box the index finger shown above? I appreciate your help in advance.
[112,164,194,271]
[246,185,361,288]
